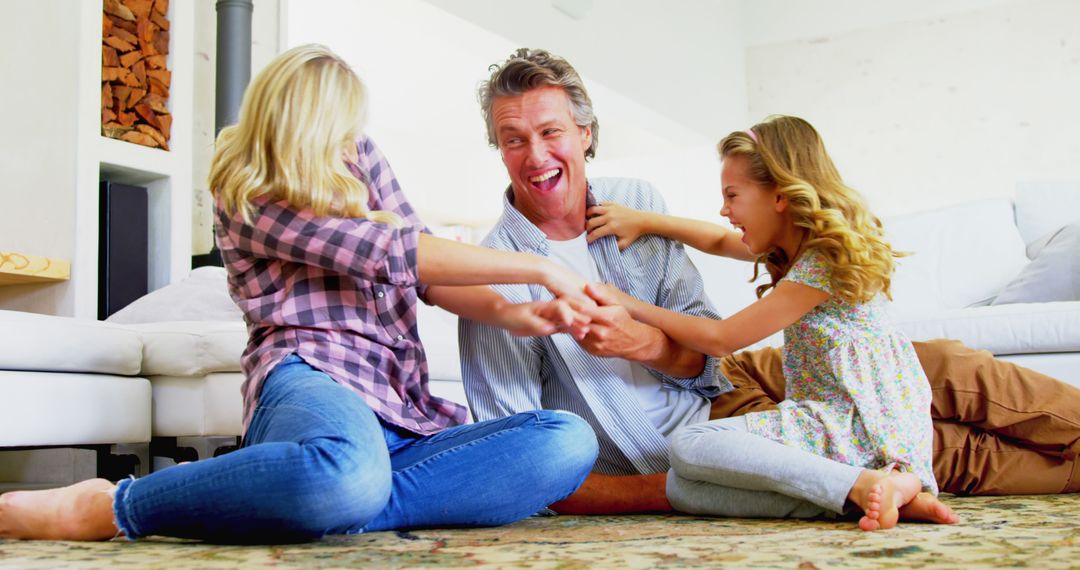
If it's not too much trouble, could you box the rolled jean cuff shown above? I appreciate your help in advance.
[112,476,141,540]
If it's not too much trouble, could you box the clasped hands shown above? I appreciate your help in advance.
[506,280,656,363]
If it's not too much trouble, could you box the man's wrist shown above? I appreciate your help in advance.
[627,324,666,365]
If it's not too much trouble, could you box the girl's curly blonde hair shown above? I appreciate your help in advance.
[719,115,901,303]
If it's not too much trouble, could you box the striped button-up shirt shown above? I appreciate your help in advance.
[215,136,467,435]
[461,178,731,475]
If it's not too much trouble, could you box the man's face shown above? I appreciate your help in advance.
[492,86,592,240]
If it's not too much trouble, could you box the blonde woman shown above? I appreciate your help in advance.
[0,44,599,542]
[585,115,958,531]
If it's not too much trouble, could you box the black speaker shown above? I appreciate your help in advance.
[98,180,148,320]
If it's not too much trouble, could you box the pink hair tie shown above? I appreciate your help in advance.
[744,129,758,143]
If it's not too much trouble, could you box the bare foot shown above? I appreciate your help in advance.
[0,479,119,540]
[898,492,960,525]
[848,470,922,531]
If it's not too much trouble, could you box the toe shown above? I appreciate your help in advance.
[859,516,880,531]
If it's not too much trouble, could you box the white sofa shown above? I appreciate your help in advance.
[886,196,1080,387]
[100,267,472,445]
[127,320,246,467]
[2,185,1076,473]
[0,310,152,479]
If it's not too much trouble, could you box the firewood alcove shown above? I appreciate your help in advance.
[101,0,172,150]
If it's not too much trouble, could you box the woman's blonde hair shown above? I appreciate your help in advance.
[719,115,900,303]
[209,44,401,226]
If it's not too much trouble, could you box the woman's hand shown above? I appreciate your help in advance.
[586,202,652,250]
[496,299,591,339]
[540,261,595,307]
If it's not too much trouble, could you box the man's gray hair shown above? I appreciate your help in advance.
[479,48,599,160]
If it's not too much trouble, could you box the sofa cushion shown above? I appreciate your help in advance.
[1014,180,1080,246]
[150,373,245,437]
[417,302,463,382]
[0,310,142,375]
[895,301,1080,355]
[885,199,1028,317]
[106,266,243,324]
[126,321,247,376]
[999,353,1080,390]
[0,371,151,446]
[992,221,1080,305]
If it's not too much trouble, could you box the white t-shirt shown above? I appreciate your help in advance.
[546,233,709,436]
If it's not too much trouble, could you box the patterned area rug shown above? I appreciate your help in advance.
[1,494,1078,569]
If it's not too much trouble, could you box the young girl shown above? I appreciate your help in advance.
[0,44,600,542]
[585,115,957,531]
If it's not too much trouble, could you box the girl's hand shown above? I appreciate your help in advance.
[585,282,641,313]
[497,300,591,339]
[586,202,651,250]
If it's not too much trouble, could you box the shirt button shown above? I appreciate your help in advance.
[376,291,385,298]
[405,400,413,408]
[396,334,405,341]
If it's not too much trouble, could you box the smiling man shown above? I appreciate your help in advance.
[489,84,592,240]
[460,48,1080,515]
[466,50,722,494]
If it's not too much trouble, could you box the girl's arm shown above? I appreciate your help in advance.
[586,202,755,261]
[586,281,829,358]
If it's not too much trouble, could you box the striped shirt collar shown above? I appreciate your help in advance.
[496,182,599,255]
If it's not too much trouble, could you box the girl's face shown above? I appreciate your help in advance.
[720,154,790,256]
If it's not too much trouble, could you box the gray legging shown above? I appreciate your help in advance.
[666,416,862,519]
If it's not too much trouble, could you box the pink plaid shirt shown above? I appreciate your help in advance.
[215,136,468,435]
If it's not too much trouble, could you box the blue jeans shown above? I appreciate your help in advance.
[113,355,598,542]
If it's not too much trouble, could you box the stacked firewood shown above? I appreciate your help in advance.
[101,0,172,150]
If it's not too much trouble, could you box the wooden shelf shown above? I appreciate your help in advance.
[99,135,177,183]
[0,252,71,286]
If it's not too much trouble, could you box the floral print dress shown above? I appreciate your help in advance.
[744,249,938,493]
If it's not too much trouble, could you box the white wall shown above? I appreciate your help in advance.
[285,0,517,225]
[285,0,737,226]
[0,0,81,314]
[427,0,748,142]
[8,0,1073,309]
[192,0,283,255]
[738,0,1022,47]
[744,0,1080,217]
[589,143,725,218]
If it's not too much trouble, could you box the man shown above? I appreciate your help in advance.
[461,48,1080,514]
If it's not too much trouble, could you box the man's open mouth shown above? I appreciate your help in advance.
[529,168,562,192]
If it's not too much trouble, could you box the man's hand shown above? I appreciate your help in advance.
[496,299,591,339]
[573,283,662,362]
[581,283,706,378]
